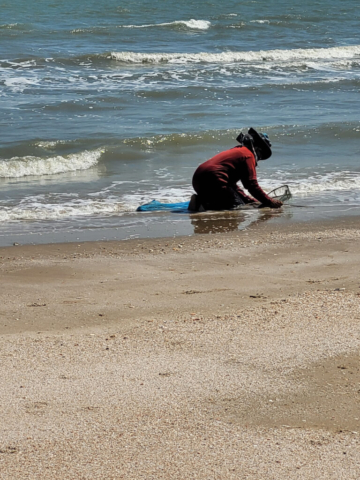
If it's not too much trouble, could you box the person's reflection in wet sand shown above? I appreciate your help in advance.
[190,207,292,235]
[191,211,245,234]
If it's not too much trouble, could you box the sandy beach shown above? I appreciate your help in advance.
[1,217,360,479]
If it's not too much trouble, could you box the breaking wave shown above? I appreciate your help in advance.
[0,23,21,29]
[111,45,360,64]
[250,19,270,24]
[290,172,360,195]
[122,19,211,30]
[4,45,360,72]
[260,170,360,198]
[0,149,103,178]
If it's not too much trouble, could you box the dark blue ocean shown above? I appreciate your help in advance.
[1,0,360,245]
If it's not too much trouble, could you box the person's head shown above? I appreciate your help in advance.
[236,128,272,163]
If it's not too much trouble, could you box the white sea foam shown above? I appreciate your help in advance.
[250,19,270,24]
[111,45,360,64]
[122,186,194,209]
[70,26,108,34]
[0,199,127,222]
[0,149,102,178]
[1,172,360,223]
[71,28,88,34]
[0,23,16,28]
[290,172,360,195]
[262,171,360,197]
[4,76,39,88]
[34,140,73,149]
[122,19,211,30]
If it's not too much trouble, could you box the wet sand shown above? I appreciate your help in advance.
[0,217,360,478]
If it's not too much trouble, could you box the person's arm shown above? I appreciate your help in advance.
[246,180,283,208]
[239,151,282,208]
[234,185,257,204]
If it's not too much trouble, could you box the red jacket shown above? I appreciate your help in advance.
[192,146,273,204]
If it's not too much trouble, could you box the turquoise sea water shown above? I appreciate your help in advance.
[1,0,360,245]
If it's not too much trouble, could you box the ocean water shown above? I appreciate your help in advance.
[1,0,360,245]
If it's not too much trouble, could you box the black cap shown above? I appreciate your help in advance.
[236,128,272,160]
[248,127,272,160]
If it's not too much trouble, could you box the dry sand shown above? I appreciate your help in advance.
[0,217,360,479]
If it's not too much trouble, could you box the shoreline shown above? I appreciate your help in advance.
[2,209,360,255]
[1,215,360,478]
[1,203,360,248]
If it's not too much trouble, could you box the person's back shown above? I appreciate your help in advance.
[193,146,255,187]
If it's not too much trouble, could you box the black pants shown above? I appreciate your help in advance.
[196,184,245,211]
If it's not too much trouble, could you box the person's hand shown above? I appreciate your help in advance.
[258,199,283,209]
[246,197,259,205]
[268,199,283,209]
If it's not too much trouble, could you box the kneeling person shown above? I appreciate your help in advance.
[191,128,282,211]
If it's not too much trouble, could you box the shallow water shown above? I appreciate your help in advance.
[1,0,360,245]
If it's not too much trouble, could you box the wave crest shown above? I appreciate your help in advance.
[122,19,211,30]
[0,23,20,29]
[111,45,360,64]
[290,172,360,195]
[0,149,102,178]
